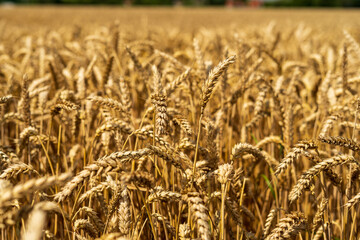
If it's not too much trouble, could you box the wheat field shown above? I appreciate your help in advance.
[1,7,360,240]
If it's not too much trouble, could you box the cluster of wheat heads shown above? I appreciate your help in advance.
[1,13,360,240]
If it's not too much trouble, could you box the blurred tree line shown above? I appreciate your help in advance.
[265,0,360,7]
[1,0,359,6]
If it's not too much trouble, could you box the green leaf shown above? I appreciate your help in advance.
[279,144,284,158]
[261,174,275,199]
[250,133,259,144]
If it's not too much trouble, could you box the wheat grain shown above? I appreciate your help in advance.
[289,155,357,203]
[265,212,307,240]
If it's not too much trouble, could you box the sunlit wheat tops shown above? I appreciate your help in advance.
[1,7,360,240]
[201,55,236,114]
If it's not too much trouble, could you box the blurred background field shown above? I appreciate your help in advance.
[1,7,360,32]
[0,0,360,7]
